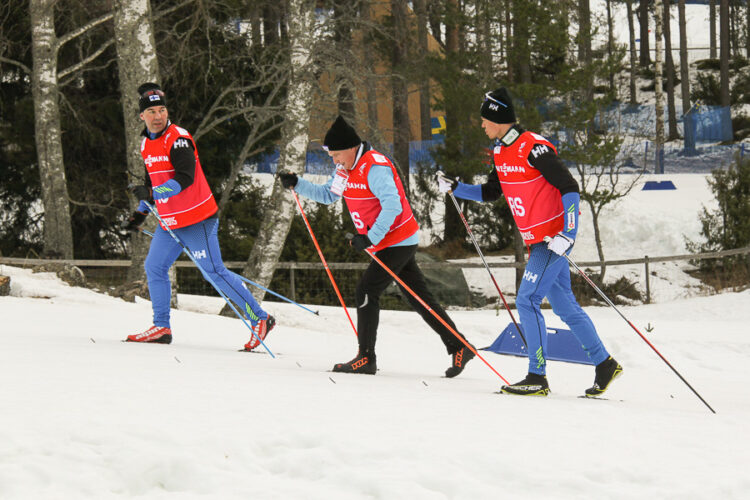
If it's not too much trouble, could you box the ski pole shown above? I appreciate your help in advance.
[140,204,274,357]
[348,234,510,384]
[236,275,319,316]
[448,191,527,347]
[139,229,319,316]
[290,190,358,337]
[545,237,716,414]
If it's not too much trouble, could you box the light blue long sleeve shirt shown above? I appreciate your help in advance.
[294,163,419,247]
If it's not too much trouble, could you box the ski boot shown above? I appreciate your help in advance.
[500,373,550,396]
[445,344,476,378]
[242,315,276,351]
[332,351,377,375]
[585,356,623,397]
[126,326,172,344]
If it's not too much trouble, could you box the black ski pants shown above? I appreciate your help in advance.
[355,244,467,355]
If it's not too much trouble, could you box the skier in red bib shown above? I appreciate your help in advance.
[280,116,474,377]
[121,83,274,350]
[437,88,622,397]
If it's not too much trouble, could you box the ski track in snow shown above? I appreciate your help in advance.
[1,260,748,499]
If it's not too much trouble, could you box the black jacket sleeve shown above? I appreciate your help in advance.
[527,146,579,195]
[480,167,503,201]
[169,138,196,190]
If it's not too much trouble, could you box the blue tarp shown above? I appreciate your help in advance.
[482,323,595,366]
[684,105,733,154]
[642,180,677,190]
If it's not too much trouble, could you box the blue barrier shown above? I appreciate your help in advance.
[482,322,595,365]
[643,180,677,190]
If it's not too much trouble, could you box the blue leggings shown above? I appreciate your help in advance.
[516,243,609,375]
[144,217,267,328]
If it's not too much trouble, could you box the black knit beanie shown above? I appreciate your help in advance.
[138,82,166,112]
[480,87,516,124]
[323,116,361,151]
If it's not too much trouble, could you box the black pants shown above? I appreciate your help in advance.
[355,244,467,355]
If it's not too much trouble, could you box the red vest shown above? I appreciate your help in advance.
[494,131,563,245]
[141,123,218,229]
[342,149,419,252]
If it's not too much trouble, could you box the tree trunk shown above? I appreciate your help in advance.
[505,0,512,81]
[710,0,717,59]
[391,0,411,194]
[663,1,678,141]
[334,0,355,120]
[589,204,607,281]
[414,0,432,141]
[263,3,280,47]
[513,0,531,84]
[30,0,75,259]
[720,0,730,108]
[678,0,690,114]
[442,0,463,244]
[238,0,316,303]
[606,0,615,92]
[360,0,379,139]
[114,0,161,282]
[627,0,638,105]
[638,0,651,66]
[730,0,737,59]
[579,0,593,100]
[654,0,665,174]
[249,2,262,47]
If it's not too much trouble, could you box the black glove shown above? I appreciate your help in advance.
[279,172,298,189]
[128,184,152,201]
[350,233,373,251]
[121,210,148,232]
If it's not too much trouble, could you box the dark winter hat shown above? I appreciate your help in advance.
[480,87,516,124]
[323,115,362,151]
[138,82,167,112]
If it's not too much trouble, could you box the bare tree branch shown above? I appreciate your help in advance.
[57,11,114,49]
[0,55,31,74]
[58,39,115,80]
[152,0,195,21]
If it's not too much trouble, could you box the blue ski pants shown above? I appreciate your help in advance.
[516,242,609,375]
[144,216,267,328]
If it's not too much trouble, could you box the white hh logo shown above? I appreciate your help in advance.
[192,249,207,259]
[489,103,499,111]
[523,270,538,283]
[174,138,189,148]
[531,144,550,158]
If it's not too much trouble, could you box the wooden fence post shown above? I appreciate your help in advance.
[290,266,296,302]
[645,255,651,304]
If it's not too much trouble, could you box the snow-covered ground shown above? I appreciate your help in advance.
[2,171,749,499]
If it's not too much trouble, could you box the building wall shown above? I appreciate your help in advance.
[308,2,443,147]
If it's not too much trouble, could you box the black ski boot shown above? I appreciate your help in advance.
[445,344,476,378]
[500,373,550,396]
[332,351,377,375]
[585,356,623,397]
